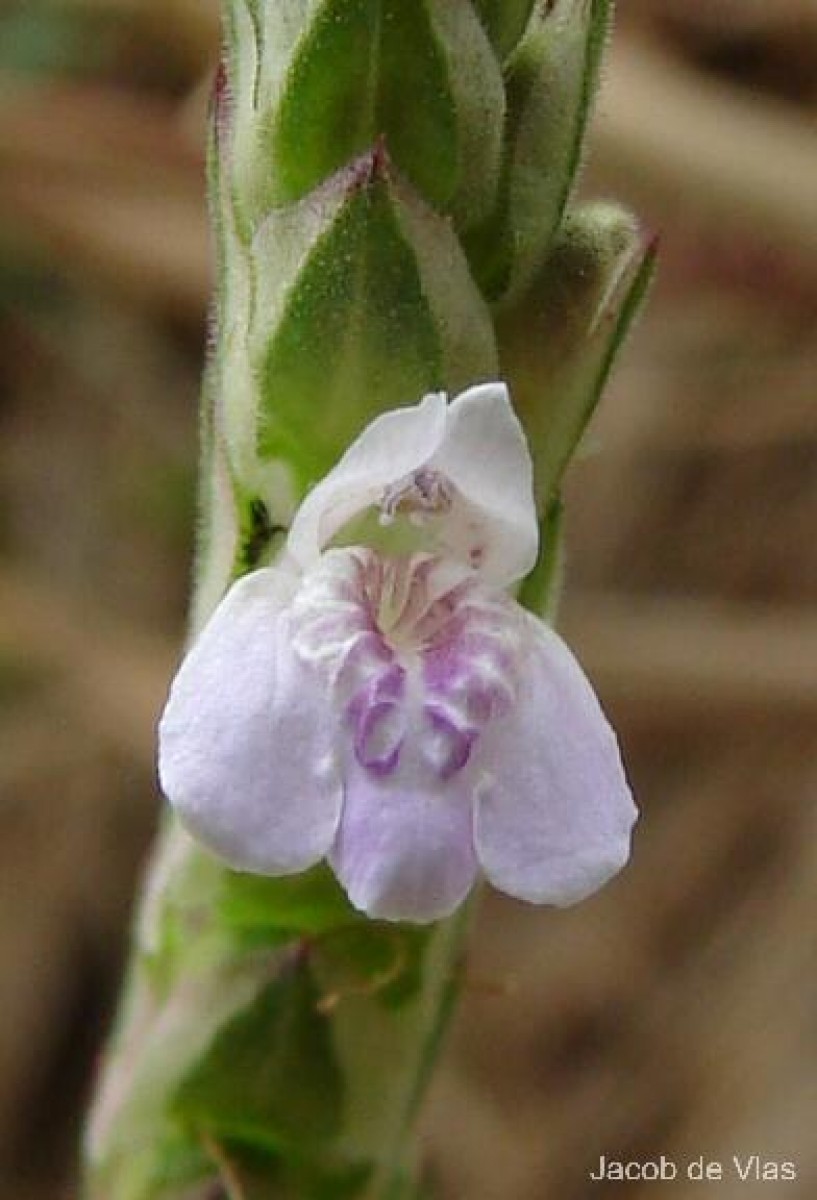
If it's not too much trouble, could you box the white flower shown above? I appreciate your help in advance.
[159,384,636,922]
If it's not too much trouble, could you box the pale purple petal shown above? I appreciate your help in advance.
[474,615,637,905]
[330,760,478,922]
[158,567,343,874]
[429,383,538,586]
[287,392,448,570]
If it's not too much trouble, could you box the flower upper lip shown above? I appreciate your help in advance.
[284,383,539,587]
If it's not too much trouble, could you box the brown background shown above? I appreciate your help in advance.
[0,2,815,1197]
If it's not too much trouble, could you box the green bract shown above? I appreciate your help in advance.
[251,154,497,486]
[500,202,658,507]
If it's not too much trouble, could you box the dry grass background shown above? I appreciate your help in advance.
[0,2,815,1197]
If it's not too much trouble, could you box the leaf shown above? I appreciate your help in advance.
[172,960,343,1152]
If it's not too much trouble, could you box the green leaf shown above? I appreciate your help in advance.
[173,960,343,1152]
[498,202,657,506]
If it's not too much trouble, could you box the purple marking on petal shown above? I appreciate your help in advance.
[372,662,406,703]
[423,621,518,726]
[422,706,477,780]
[346,662,406,722]
[354,700,405,776]
[289,547,525,793]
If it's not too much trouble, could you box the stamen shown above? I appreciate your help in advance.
[379,468,453,525]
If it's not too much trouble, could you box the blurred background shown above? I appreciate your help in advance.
[0,2,815,1197]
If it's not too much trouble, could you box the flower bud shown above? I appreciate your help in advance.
[467,0,612,301]
[497,201,657,505]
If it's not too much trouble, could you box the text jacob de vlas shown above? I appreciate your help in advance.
[590,1155,797,1183]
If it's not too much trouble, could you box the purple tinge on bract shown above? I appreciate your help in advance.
[158,383,638,922]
